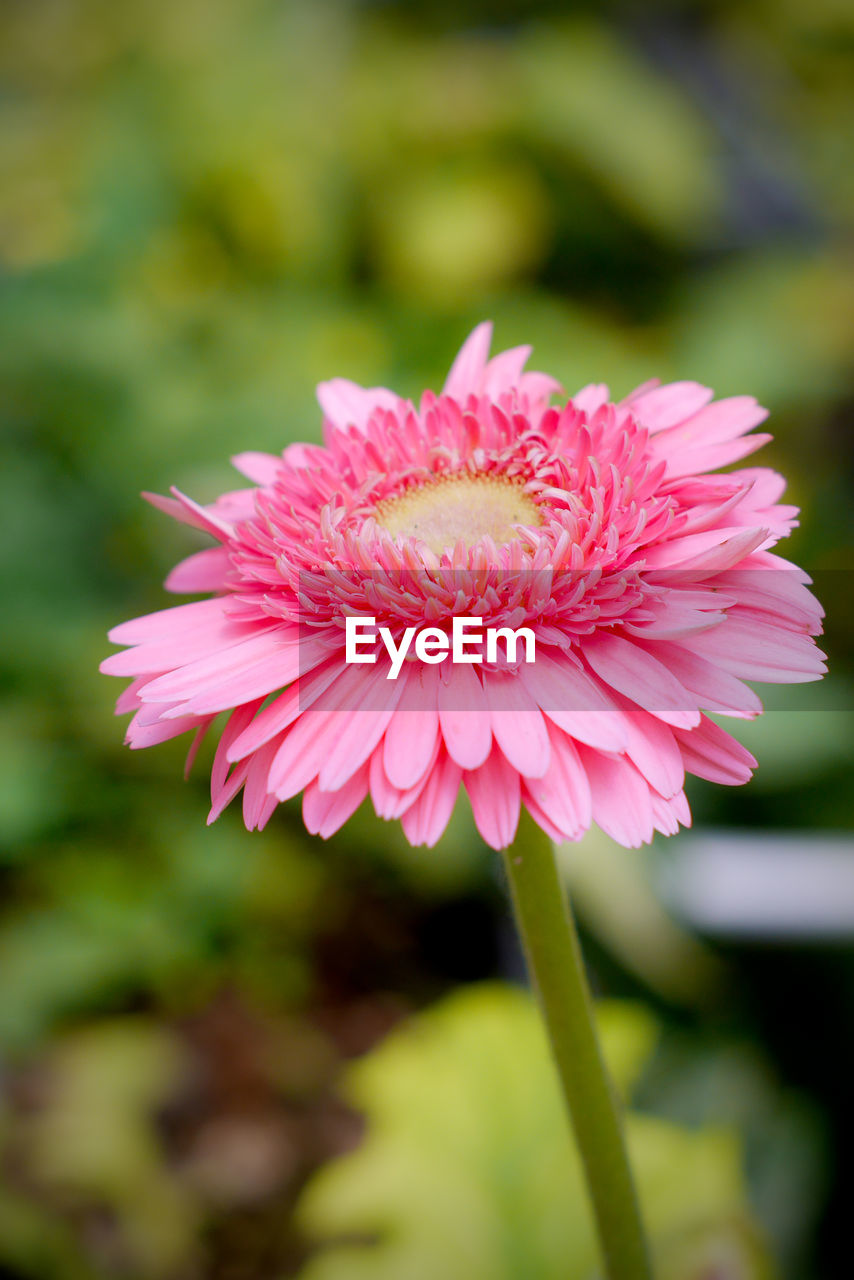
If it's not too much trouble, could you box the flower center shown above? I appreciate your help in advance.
[376,473,542,555]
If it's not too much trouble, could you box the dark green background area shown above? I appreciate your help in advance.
[1,1,853,1277]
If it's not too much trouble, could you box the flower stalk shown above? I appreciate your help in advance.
[502,815,653,1280]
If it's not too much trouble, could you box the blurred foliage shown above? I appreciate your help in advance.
[1,0,853,1276]
[296,986,773,1280]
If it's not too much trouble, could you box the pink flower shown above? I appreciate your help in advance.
[102,323,825,849]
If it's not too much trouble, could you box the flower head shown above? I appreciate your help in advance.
[102,323,825,849]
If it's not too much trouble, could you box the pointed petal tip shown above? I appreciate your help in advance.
[442,321,495,398]
[230,451,282,485]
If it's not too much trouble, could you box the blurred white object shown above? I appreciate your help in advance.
[658,833,854,938]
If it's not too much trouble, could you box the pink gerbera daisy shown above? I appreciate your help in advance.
[102,323,825,850]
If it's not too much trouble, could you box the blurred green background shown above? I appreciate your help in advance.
[2,1,853,1276]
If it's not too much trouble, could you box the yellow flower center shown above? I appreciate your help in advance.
[377,473,542,555]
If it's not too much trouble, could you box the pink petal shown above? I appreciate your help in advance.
[583,633,700,729]
[442,322,493,399]
[688,615,827,683]
[255,794,279,832]
[651,788,691,836]
[316,378,399,432]
[231,451,282,485]
[464,743,521,850]
[164,548,232,593]
[749,550,812,578]
[242,740,280,830]
[102,614,262,677]
[622,590,728,640]
[570,383,610,415]
[115,677,149,714]
[736,467,787,506]
[211,700,265,801]
[268,710,341,800]
[482,345,531,396]
[369,739,438,820]
[485,669,551,778]
[664,480,749,538]
[614,699,685,798]
[518,371,563,410]
[107,597,229,646]
[208,760,251,824]
[578,748,655,848]
[622,381,714,433]
[145,487,234,540]
[382,664,441,790]
[713,570,824,633]
[522,724,592,838]
[438,662,492,770]
[641,526,769,572]
[303,764,370,839]
[131,697,182,728]
[208,489,259,523]
[650,395,767,450]
[184,721,213,778]
[227,658,343,762]
[281,442,322,468]
[139,628,298,714]
[521,798,570,844]
[660,434,773,480]
[400,749,462,847]
[126,712,204,748]
[641,641,762,719]
[674,716,756,785]
[620,377,660,402]
[519,649,628,752]
[316,664,406,791]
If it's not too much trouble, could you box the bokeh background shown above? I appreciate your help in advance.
[2,1,853,1277]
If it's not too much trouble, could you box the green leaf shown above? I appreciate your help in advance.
[296,985,773,1280]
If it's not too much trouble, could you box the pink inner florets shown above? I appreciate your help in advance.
[227,391,681,651]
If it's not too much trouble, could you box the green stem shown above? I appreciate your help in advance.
[501,814,653,1280]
